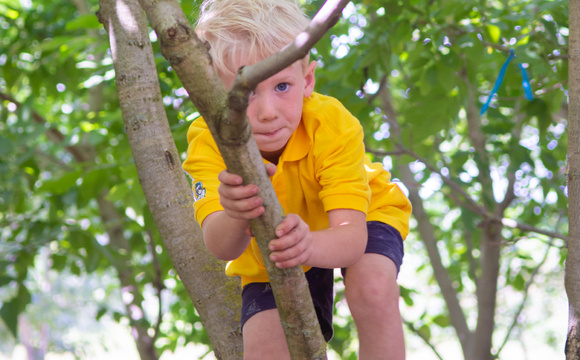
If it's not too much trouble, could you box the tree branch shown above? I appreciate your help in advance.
[370,146,488,218]
[134,0,349,358]
[376,79,473,357]
[403,319,445,360]
[496,233,556,356]
[147,229,165,340]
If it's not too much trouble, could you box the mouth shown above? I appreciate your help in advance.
[256,128,282,137]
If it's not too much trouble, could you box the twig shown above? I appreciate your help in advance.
[403,320,445,360]
[495,230,557,355]
[147,229,165,340]
[233,0,348,91]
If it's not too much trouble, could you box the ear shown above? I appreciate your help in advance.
[303,61,317,97]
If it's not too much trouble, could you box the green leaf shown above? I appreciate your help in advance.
[0,285,31,338]
[37,36,78,52]
[105,183,131,202]
[96,307,107,321]
[0,300,19,338]
[65,14,101,31]
[38,169,82,195]
[513,273,525,291]
[485,24,501,43]
[0,0,22,10]
[418,324,431,341]
[432,314,450,327]
[51,254,67,272]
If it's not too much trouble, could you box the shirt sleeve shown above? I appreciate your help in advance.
[182,119,225,226]
[314,112,371,214]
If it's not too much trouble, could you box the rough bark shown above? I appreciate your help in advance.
[97,1,244,359]
[566,1,580,359]
[133,0,348,358]
[69,0,161,358]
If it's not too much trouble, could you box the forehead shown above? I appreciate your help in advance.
[220,58,304,90]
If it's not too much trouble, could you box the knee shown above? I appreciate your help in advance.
[242,310,290,360]
[345,276,400,316]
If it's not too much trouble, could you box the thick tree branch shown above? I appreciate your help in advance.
[98,0,245,358]
[126,0,349,358]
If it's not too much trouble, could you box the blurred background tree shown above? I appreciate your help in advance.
[0,0,568,359]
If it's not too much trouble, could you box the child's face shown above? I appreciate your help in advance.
[221,60,316,162]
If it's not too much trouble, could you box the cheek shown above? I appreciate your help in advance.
[245,101,257,119]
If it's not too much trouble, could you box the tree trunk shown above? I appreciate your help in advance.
[96,194,159,360]
[131,0,349,358]
[97,1,244,359]
[377,83,473,358]
[464,79,502,360]
[566,1,580,359]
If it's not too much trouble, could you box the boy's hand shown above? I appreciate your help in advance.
[217,164,277,221]
[268,214,314,268]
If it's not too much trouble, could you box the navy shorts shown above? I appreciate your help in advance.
[240,221,404,341]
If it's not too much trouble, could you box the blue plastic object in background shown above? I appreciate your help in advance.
[480,49,533,116]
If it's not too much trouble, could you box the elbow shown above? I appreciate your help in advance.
[349,228,368,266]
[203,239,236,261]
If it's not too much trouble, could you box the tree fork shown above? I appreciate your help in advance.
[136,0,349,358]
[98,0,244,358]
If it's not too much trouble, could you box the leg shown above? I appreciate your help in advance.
[242,308,290,360]
[344,253,405,360]
[239,269,334,359]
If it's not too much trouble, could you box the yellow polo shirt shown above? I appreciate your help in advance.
[183,92,411,286]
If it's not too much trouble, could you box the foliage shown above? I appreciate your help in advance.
[0,0,569,358]
[0,0,198,356]
[312,0,568,358]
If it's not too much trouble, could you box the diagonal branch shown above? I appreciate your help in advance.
[136,0,349,358]
[375,78,473,357]
[403,319,444,360]
[496,232,556,356]
[368,145,569,243]
[233,0,347,90]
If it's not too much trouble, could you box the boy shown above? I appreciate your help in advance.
[183,1,412,359]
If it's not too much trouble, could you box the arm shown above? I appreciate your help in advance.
[268,208,367,269]
[201,211,252,261]
[201,165,275,260]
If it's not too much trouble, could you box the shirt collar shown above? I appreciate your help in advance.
[279,118,311,163]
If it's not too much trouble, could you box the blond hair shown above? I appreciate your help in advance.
[195,0,311,79]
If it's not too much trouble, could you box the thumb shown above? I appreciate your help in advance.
[265,163,277,177]
[245,225,254,238]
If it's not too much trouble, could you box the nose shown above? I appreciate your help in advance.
[251,92,277,123]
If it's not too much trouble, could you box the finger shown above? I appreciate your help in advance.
[218,170,243,186]
[245,225,254,237]
[270,244,309,268]
[265,163,277,177]
[220,194,263,213]
[275,214,300,237]
[223,203,265,220]
[218,182,260,201]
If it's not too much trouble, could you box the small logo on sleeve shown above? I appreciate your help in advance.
[193,181,206,201]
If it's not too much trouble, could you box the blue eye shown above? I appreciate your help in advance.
[276,83,289,92]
